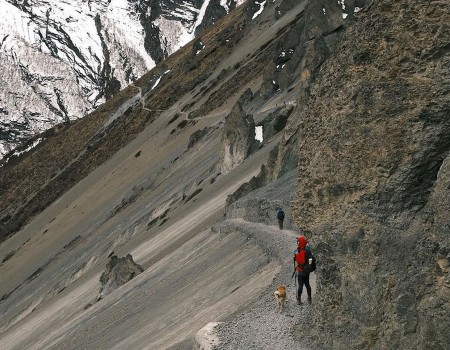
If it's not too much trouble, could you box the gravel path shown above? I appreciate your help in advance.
[209,219,316,350]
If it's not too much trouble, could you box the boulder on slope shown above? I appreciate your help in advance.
[99,254,144,298]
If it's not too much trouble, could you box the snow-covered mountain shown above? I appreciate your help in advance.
[0,0,244,158]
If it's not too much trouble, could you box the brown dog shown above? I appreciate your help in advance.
[274,285,286,313]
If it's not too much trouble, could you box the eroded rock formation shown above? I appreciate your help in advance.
[219,102,256,174]
[99,254,144,299]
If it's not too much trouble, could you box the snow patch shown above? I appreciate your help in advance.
[169,3,198,22]
[0,1,38,52]
[195,40,205,55]
[151,76,162,91]
[252,1,267,20]
[255,126,263,142]
[338,0,348,19]
[193,0,211,33]
[151,70,172,90]
[196,46,205,55]
[13,138,44,159]
[220,0,230,13]
[154,17,193,55]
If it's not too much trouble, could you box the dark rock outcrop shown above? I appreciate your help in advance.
[194,0,228,36]
[98,254,144,298]
[226,0,356,209]
[187,127,211,149]
[226,165,268,208]
[224,102,296,208]
[237,88,253,107]
[259,77,279,99]
[225,170,297,228]
[292,0,450,348]
[192,38,206,56]
[259,104,293,144]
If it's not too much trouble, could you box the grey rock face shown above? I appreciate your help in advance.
[226,164,268,208]
[225,170,297,228]
[99,254,144,298]
[226,0,355,211]
[219,102,256,174]
[194,0,228,36]
[225,104,296,208]
[291,0,450,348]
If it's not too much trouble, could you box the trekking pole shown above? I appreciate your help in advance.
[294,271,297,301]
[292,261,297,300]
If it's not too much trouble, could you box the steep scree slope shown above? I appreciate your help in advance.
[0,1,313,349]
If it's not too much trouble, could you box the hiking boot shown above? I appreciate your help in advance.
[308,297,312,305]
[296,297,301,305]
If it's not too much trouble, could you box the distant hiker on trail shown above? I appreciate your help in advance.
[294,235,315,305]
[276,207,285,230]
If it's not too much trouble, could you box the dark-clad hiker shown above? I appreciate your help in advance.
[294,235,313,304]
[276,207,285,230]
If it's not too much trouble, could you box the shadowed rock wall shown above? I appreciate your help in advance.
[292,0,450,348]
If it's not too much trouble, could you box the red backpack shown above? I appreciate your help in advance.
[295,248,316,273]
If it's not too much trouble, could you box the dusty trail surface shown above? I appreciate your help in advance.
[207,219,316,350]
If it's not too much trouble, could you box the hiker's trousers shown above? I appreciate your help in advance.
[297,273,312,299]
[278,219,283,230]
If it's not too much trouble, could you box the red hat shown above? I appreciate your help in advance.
[297,235,307,249]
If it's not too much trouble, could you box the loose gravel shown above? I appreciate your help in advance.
[210,219,315,350]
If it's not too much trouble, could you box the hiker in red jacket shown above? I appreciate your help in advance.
[294,235,312,304]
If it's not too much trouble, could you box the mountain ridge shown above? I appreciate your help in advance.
[0,0,244,158]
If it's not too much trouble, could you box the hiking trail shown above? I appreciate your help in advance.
[201,219,316,350]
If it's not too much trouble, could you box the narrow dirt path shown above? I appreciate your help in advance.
[204,219,316,350]
[130,84,230,122]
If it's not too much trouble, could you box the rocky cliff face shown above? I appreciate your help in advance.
[224,0,365,208]
[0,0,241,158]
[292,0,450,348]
